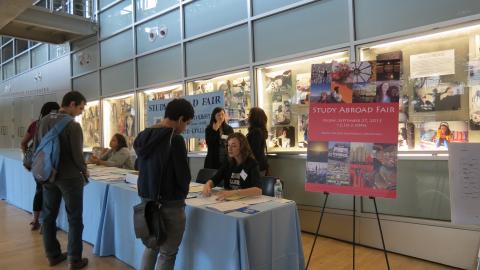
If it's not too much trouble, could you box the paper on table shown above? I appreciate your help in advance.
[448,143,480,225]
[189,183,204,193]
[206,201,249,213]
[237,195,274,205]
[186,195,219,206]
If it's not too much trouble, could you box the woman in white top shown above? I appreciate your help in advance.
[90,133,134,169]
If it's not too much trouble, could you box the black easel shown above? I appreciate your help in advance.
[370,196,391,270]
[305,194,391,270]
[305,192,329,270]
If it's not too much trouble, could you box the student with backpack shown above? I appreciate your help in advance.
[134,98,194,270]
[34,91,89,269]
[20,101,60,231]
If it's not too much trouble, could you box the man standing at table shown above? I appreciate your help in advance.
[134,98,194,270]
[36,91,89,269]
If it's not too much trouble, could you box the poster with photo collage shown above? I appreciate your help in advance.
[81,103,101,148]
[109,97,135,148]
[217,77,251,128]
[306,58,401,198]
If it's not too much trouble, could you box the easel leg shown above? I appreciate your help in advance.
[305,192,329,270]
[372,197,391,270]
[353,196,356,270]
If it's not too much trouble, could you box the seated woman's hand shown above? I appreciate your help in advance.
[202,180,213,197]
[216,190,237,201]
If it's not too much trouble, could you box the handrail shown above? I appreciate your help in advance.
[33,0,96,21]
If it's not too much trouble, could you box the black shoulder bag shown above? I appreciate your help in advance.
[133,130,174,248]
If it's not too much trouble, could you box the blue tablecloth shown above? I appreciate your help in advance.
[0,151,305,270]
[95,183,305,270]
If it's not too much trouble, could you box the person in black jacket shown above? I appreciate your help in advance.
[246,107,269,175]
[134,98,194,270]
[202,132,262,200]
[204,107,234,169]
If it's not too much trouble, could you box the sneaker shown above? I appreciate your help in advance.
[48,252,67,266]
[30,221,40,231]
[68,258,88,270]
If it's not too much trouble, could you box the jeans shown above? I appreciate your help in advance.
[33,182,43,212]
[435,139,449,149]
[140,205,186,270]
[42,177,84,260]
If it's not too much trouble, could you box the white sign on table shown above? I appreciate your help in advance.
[448,143,480,225]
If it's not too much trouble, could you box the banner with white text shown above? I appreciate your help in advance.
[147,91,224,139]
[305,60,400,198]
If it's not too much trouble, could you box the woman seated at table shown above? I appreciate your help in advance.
[202,132,262,200]
[89,133,134,169]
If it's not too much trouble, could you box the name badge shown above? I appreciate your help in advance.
[240,170,248,181]
[221,134,228,140]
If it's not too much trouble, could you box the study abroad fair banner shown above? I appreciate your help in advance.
[147,91,224,139]
[305,60,400,198]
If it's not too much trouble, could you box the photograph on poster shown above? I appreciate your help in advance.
[295,73,311,104]
[109,97,135,147]
[370,143,397,190]
[376,51,402,80]
[265,70,293,93]
[398,124,408,150]
[419,121,468,149]
[375,80,400,103]
[193,82,214,94]
[218,77,251,127]
[310,63,332,102]
[349,142,375,188]
[306,141,329,184]
[470,85,480,130]
[272,98,292,125]
[270,126,295,148]
[298,114,308,148]
[346,61,376,84]
[352,82,376,103]
[326,142,351,186]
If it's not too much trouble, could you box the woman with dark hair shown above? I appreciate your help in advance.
[202,132,262,200]
[246,107,269,175]
[21,101,60,231]
[89,133,134,169]
[204,107,234,169]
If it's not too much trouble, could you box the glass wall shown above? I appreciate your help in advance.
[256,51,350,152]
[186,71,251,152]
[138,84,184,130]
[102,94,136,148]
[359,24,480,152]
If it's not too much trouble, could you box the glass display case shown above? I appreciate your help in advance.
[102,94,136,148]
[75,100,101,151]
[186,70,251,152]
[138,84,184,131]
[256,51,350,152]
[359,23,480,153]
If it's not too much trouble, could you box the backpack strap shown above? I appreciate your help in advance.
[156,129,175,203]
[35,115,73,153]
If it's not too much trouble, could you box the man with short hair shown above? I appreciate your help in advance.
[134,98,194,270]
[36,91,89,269]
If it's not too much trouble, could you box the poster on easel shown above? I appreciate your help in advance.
[147,91,224,139]
[305,60,400,198]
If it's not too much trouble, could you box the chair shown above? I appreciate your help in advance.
[195,168,218,184]
[261,176,284,197]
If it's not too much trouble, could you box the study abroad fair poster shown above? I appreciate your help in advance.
[147,91,224,139]
[305,61,400,198]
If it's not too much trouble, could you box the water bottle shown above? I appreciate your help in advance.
[274,179,283,199]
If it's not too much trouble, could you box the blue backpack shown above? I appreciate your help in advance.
[31,115,73,183]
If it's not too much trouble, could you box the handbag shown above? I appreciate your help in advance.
[133,129,174,248]
[23,119,40,171]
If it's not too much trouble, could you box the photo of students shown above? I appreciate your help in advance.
[375,81,400,103]
[202,133,262,201]
[204,107,234,169]
[419,121,468,149]
[89,133,134,169]
[435,122,452,149]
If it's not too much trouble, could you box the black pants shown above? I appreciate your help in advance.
[33,182,43,212]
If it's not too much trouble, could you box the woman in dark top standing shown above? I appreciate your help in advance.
[202,132,262,200]
[20,101,60,230]
[246,107,269,175]
[204,107,234,169]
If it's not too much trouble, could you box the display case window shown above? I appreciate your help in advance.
[139,84,184,130]
[359,24,480,152]
[186,71,251,152]
[102,94,136,148]
[75,100,101,151]
[256,51,349,152]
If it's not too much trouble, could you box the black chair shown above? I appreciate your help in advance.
[261,176,284,197]
[195,168,218,184]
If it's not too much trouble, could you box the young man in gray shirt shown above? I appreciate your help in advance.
[36,91,89,269]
